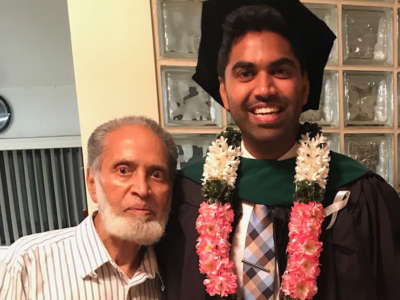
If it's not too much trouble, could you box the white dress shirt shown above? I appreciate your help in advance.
[232,141,298,299]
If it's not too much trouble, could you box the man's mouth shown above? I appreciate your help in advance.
[124,206,154,217]
[253,106,281,115]
[250,105,283,123]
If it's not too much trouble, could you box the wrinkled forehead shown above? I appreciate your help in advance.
[101,125,169,166]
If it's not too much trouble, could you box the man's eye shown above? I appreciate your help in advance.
[152,170,165,180]
[118,166,129,175]
[273,68,291,79]
[236,69,254,81]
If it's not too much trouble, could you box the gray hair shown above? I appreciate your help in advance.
[87,116,178,181]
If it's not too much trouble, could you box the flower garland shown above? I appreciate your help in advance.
[281,123,330,300]
[195,128,242,297]
[195,123,330,299]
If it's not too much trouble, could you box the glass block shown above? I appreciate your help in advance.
[162,66,222,127]
[342,6,393,65]
[343,71,393,126]
[300,71,339,127]
[158,0,202,58]
[398,9,400,66]
[398,73,400,126]
[173,134,216,169]
[324,132,340,153]
[344,134,393,184]
[304,3,338,65]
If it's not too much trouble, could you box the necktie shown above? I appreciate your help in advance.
[242,204,275,300]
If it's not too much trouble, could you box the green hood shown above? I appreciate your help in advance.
[181,151,369,206]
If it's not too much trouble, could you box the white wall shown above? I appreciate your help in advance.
[68,0,160,212]
[0,0,80,139]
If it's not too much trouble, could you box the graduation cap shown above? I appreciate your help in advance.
[192,0,336,111]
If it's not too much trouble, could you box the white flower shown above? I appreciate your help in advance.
[295,133,330,189]
[202,136,241,187]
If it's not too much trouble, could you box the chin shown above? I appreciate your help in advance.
[94,177,171,246]
[245,128,286,144]
[104,214,166,245]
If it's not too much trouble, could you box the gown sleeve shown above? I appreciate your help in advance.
[351,173,400,299]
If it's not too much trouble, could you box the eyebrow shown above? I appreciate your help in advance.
[268,58,297,69]
[231,61,255,71]
[148,164,169,173]
[112,160,135,168]
[231,57,297,71]
[113,160,168,173]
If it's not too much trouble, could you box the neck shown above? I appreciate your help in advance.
[242,135,297,160]
[94,213,142,278]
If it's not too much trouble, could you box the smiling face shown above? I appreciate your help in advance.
[87,124,172,244]
[219,31,309,159]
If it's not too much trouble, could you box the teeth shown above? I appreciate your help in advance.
[254,107,279,114]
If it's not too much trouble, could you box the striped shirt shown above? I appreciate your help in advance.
[0,215,162,300]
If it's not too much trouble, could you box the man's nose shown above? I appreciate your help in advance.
[131,171,150,198]
[254,72,277,100]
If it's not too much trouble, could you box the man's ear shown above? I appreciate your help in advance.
[219,76,230,111]
[86,168,98,204]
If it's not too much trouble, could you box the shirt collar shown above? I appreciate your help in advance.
[241,140,299,160]
[74,214,111,278]
[74,213,159,281]
[129,246,158,284]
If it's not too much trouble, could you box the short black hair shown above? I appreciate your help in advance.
[217,5,306,79]
[193,0,335,110]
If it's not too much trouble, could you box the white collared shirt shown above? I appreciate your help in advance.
[0,215,161,300]
[232,141,298,299]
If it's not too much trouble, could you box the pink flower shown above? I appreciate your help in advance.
[198,251,218,274]
[196,201,237,297]
[198,202,216,216]
[303,240,323,256]
[216,238,231,257]
[216,203,235,224]
[196,236,217,254]
[282,201,324,300]
[203,261,237,297]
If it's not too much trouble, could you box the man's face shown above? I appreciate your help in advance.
[219,31,309,152]
[87,124,172,245]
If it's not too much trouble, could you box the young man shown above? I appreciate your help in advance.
[157,1,400,299]
[0,116,178,300]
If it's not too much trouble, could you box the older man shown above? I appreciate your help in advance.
[0,116,177,300]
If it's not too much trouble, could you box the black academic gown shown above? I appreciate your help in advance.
[156,170,400,300]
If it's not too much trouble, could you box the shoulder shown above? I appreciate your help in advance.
[174,161,205,208]
[180,157,205,184]
[2,226,77,269]
[347,171,398,203]
[327,152,369,190]
[327,152,396,208]
[347,171,399,212]
[341,172,400,244]
[324,171,399,245]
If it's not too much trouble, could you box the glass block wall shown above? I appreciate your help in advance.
[151,0,400,190]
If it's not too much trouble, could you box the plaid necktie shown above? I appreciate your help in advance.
[242,204,275,300]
